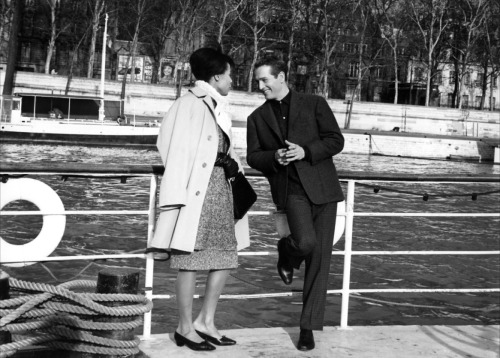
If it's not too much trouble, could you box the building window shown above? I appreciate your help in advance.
[344,43,355,53]
[449,71,455,85]
[476,73,484,87]
[21,43,31,62]
[414,67,424,82]
[348,62,359,77]
[492,75,498,88]
[297,65,307,75]
[490,97,496,109]
[464,72,470,86]
[447,93,453,107]
[398,66,405,82]
[462,95,469,108]
[475,96,482,109]
[435,71,442,85]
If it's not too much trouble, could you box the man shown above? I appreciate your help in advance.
[246,56,344,351]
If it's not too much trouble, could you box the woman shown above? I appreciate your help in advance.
[159,63,174,84]
[148,48,250,351]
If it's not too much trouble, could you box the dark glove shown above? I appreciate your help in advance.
[222,156,239,179]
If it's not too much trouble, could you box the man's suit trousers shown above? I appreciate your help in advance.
[282,193,338,330]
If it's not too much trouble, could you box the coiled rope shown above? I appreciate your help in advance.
[0,278,152,358]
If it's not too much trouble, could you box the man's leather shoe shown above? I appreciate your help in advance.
[297,329,315,351]
[277,239,293,285]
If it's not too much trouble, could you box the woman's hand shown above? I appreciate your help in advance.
[222,156,239,179]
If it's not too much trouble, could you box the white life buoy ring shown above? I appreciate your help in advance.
[273,201,346,246]
[0,178,66,267]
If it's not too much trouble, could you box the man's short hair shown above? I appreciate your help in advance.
[255,55,287,80]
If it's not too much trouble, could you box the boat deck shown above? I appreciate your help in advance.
[139,325,500,358]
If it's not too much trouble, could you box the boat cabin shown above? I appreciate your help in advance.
[11,93,120,123]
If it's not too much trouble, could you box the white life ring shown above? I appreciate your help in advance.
[0,178,66,267]
[273,201,346,246]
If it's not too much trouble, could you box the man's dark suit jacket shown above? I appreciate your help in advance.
[247,90,345,209]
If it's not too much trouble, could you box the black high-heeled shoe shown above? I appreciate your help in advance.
[174,331,216,351]
[195,330,236,346]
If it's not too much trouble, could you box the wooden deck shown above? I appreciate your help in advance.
[139,325,500,358]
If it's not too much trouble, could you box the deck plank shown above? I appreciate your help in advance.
[138,325,500,358]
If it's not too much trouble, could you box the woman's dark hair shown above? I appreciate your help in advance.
[189,48,234,82]
[255,55,288,80]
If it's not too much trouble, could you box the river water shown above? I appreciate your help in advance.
[0,143,499,334]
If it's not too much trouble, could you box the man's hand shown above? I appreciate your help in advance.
[285,140,305,161]
[275,148,289,166]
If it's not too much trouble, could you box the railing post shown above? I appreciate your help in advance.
[0,270,12,345]
[340,180,356,329]
[142,174,158,340]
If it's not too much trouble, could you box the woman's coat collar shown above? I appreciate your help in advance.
[189,84,232,143]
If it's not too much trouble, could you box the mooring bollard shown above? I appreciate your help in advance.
[0,270,12,345]
[94,268,141,358]
[69,268,141,358]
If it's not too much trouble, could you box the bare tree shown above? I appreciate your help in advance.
[211,0,245,52]
[452,0,488,109]
[373,0,408,104]
[238,0,273,92]
[118,0,148,114]
[351,0,384,101]
[481,2,500,111]
[65,23,91,95]
[143,1,176,84]
[43,0,70,74]
[86,0,106,78]
[0,0,13,60]
[283,0,301,79]
[315,0,349,98]
[170,0,208,97]
[407,0,450,106]
[2,0,22,96]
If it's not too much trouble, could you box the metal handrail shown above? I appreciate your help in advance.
[0,163,499,338]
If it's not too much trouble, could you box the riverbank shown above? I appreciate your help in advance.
[231,124,500,163]
[2,116,499,162]
[3,72,500,162]
[5,72,500,139]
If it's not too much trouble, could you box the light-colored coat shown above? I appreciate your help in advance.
[149,86,250,253]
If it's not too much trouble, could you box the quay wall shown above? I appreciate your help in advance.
[4,72,499,139]
[232,128,496,162]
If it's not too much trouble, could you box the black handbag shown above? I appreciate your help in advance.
[231,172,257,219]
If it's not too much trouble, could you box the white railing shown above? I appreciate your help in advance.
[1,163,499,339]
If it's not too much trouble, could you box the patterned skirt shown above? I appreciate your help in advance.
[170,159,237,270]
